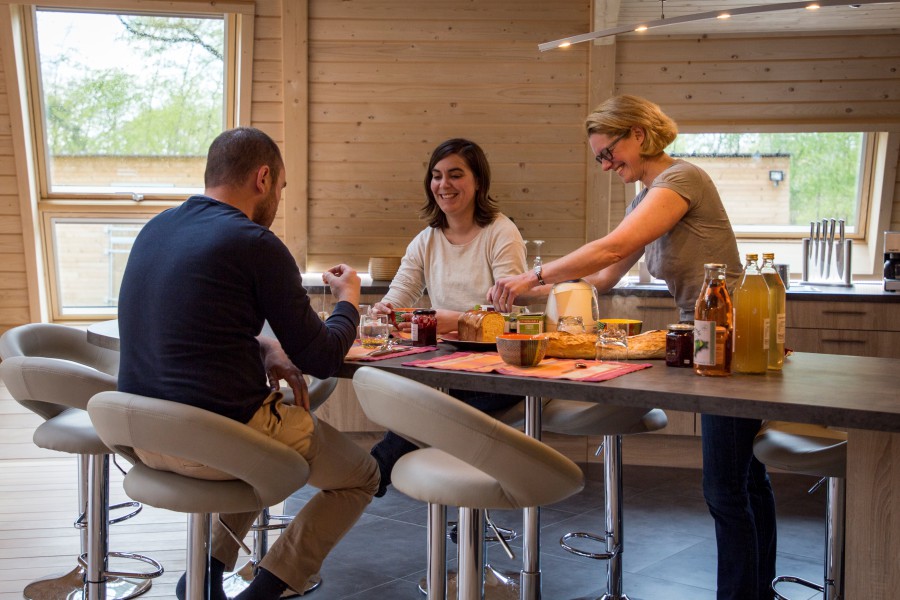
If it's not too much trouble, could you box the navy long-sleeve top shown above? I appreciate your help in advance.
[117,195,358,423]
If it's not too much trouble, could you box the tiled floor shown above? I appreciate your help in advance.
[284,463,828,600]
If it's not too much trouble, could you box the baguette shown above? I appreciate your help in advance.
[543,329,667,360]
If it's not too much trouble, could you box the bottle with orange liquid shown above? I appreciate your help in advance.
[732,254,770,374]
[760,252,786,370]
[693,263,733,377]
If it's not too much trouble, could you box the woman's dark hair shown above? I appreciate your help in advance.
[421,138,499,229]
[204,127,283,189]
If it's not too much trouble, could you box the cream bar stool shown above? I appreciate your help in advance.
[87,391,310,600]
[753,421,847,600]
[537,399,668,600]
[222,375,338,598]
[352,367,585,600]
[0,323,162,600]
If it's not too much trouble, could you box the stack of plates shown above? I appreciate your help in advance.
[369,257,401,281]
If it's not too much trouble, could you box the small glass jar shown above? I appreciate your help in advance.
[411,309,437,347]
[666,323,694,368]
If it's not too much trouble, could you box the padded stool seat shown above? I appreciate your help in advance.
[353,367,584,600]
[88,391,311,600]
[754,421,847,600]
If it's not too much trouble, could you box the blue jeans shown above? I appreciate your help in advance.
[370,389,523,486]
[701,414,777,600]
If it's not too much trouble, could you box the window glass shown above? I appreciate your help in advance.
[667,133,867,235]
[34,10,225,196]
[50,218,147,315]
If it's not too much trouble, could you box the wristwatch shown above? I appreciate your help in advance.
[534,264,546,286]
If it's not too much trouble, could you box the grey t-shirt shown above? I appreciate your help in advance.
[627,159,741,321]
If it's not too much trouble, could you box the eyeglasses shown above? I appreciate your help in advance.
[594,132,628,164]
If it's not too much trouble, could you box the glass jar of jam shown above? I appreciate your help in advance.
[666,323,694,368]
[411,309,437,347]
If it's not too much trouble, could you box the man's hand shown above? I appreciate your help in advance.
[324,264,361,308]
[259,336,310,410]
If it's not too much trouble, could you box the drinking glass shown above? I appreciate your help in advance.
[595,322,628,361]
[358,315,391,349]
[556,315,585,334]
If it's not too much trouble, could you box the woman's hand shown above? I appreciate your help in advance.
[371,301,393,320]
[488,271,537,312]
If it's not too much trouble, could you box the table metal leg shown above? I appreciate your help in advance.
[520,395,542,600]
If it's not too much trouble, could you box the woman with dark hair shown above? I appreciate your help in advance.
[371,138,525,332]
[369,138,526,496]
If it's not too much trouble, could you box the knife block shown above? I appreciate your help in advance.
[801,238,852,286]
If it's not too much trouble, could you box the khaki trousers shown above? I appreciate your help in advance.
[210,392,380,594]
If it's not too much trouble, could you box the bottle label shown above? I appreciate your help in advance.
[776,313,785,344]
[411,323,419,342]
[694,320,716,366]
[763,317,770,348]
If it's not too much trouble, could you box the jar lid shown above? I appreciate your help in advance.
[413,309,436,314]
[667,323,694,331]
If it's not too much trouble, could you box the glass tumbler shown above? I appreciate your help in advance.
[556,316,586,334]
[358,315,391,349]
[595,322,628,361]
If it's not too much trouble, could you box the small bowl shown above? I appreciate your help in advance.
[597,318,643,336]
[496,333,549,367]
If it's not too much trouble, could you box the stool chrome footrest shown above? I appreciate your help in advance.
[76,501,143,529]
[772,575,825,600]
[78,550,164,580]
[559,531,618,561]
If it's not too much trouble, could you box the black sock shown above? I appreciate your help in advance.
[370,447,390,498]
[175,557,226,600]
[234,567,289,600]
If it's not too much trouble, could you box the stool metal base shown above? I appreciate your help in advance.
[22,565,152,600]
[222,562,322,598]
[418,564,520,600]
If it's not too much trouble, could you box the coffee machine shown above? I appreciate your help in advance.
[885,231,900,292]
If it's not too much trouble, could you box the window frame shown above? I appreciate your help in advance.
[12,1,255,321]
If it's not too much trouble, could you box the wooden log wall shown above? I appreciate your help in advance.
[0,0,899,335]
[304,0,593,272]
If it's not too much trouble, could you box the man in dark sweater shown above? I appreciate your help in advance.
[118,127,379,600]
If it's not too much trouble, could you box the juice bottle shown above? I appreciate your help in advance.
[761,253,786,370]
[694,263,733,377]
[732,254,770,374]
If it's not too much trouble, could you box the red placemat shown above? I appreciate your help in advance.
[345,343,437,362]
[402,351,652,382]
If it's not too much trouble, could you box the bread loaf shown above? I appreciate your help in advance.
[544,329,667,360]
[457,307,505,342]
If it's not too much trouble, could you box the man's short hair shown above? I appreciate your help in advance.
[204,127,283,189]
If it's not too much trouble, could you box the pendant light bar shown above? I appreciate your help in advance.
[538,0,897,52]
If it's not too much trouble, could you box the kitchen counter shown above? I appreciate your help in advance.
[302,274,900,304]
[612,280,900,303]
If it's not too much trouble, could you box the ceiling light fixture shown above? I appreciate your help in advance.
[538,0,897,52]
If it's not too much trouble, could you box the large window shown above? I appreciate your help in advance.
[667,132,875,238]
[20,4,251,319]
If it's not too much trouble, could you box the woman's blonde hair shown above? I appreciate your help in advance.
[584,95,678,157]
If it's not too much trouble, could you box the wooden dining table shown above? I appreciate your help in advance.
[87,320,900,599]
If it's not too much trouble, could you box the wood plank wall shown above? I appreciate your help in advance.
[305,0,593,272]
[0,1,899,336]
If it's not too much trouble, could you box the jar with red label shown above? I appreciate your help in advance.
[411,309,437,347]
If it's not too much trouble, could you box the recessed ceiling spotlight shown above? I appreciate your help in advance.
[806,3,821,9]
[717,13,732,19]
